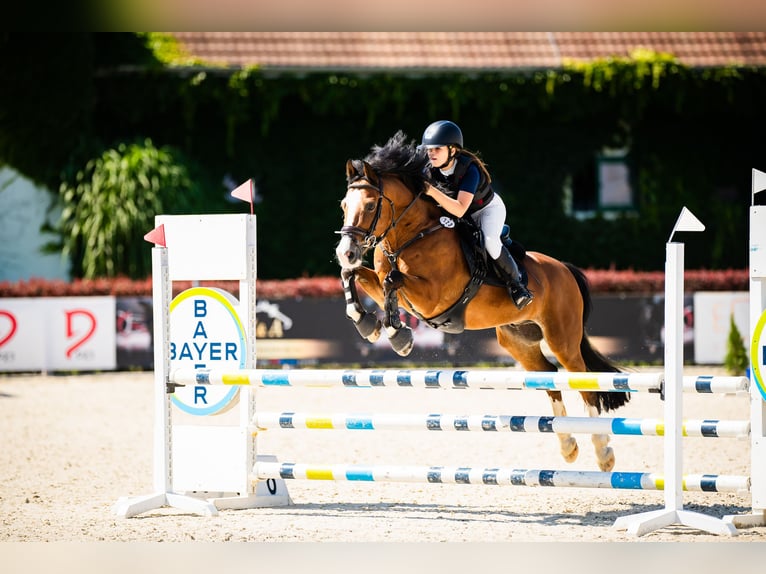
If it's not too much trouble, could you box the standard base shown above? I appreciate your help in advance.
[113,492,219,518]
[613,508,739,537]
[114,489,293,518]
[202,490,292,510]
[723,510,766,529]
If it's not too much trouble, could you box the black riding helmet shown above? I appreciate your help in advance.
[421,120,464,149]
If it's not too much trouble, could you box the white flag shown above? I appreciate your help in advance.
[672,207,705,233]
[668,207,705,242]
[753,168,766,195]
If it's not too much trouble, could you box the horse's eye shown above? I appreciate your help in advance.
[364,202,376,212]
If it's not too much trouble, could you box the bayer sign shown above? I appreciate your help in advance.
[169,287,246,415]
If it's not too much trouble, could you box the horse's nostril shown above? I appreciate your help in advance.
[346,250,356,262]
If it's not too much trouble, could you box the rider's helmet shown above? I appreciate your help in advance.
[421,120,464,149]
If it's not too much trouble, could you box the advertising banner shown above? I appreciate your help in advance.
[585,293,695,364]
[0,298,48,371]
[253,296,505,366]
[0,291,748,373]
[693,292,749,364]
[116,296,154,370]
[44,297,116,371]
[0,297,116,372]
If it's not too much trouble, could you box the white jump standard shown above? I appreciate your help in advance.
[114,213,291,519]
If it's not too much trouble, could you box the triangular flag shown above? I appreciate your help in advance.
[753,168,766,196]
[143,224,166,247]
[673,207,705,233]
[231,179,254,203]
[669,207,704,242]
[231,179,254,215]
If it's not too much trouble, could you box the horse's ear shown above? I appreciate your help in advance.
[345,159,356,182]
[362,161,378,185]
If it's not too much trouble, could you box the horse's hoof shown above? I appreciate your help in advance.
[597,447,615,472]
[367,329,381,343]
[355,313,382,342]
[389,327,414,356]
[561,438,579,463]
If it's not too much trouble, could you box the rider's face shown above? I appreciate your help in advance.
[426,145,451,167]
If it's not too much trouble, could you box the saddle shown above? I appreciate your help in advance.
[412,217,528,333]
[459,218,528,288]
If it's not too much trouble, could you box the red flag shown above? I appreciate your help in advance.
[231,179,253,202]
[231,179,254,214]
[143,224,166,247]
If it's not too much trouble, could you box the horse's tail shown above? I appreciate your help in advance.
[564,262,631,413]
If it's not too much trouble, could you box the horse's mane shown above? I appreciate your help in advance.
[351,130,429,194]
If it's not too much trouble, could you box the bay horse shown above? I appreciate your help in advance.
[335,131,630,472]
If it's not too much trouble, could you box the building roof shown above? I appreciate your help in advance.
[172,32,766,72]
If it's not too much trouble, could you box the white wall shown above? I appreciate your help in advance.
[0,167,70,281]
[694,291,750,364]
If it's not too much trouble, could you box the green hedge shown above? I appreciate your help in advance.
[3,34,764,279]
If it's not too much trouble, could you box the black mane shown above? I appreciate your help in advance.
[351,130,429,194]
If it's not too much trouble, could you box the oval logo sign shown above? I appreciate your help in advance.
[169,287,246,415]
[751,308,766,402]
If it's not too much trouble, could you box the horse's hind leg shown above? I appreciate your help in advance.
[541,322,616,471]
[496,325,579,464]
[547,389,579,464]
[582,395,615,471]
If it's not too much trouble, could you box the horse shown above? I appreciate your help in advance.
[334,131,630,472]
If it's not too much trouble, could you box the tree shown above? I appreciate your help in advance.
[52,139,203,278]
[724,314,748,375]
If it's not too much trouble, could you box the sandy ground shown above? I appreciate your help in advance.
[1,366,765,571]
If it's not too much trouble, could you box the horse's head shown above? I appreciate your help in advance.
[335,159,386,269]
[336,132,432,270]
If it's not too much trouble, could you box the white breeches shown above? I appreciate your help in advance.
[470,194,506,259]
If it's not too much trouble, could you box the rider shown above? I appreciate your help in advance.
[420,120,533,310]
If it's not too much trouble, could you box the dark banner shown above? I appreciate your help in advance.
[116,297,154,369]
[115,292,686,370]
[584,293,694,364]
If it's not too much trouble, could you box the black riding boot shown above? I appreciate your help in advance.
[492,247,533,310]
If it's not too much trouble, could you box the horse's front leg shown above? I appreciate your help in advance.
[381,271,414,356]
[341,268,382,343]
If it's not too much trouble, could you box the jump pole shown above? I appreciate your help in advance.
[251,411,750,438]
[173,366,748,393]
[614,207,739,536]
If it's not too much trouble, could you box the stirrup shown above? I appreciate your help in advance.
[511,286,533,310]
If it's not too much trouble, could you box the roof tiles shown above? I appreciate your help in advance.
[172,32,766,71]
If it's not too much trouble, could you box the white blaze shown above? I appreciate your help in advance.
[335,190,366,269]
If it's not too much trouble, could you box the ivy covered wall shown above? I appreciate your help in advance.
[2,34,764,279]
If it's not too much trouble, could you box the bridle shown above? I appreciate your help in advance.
[337,172,427,253]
